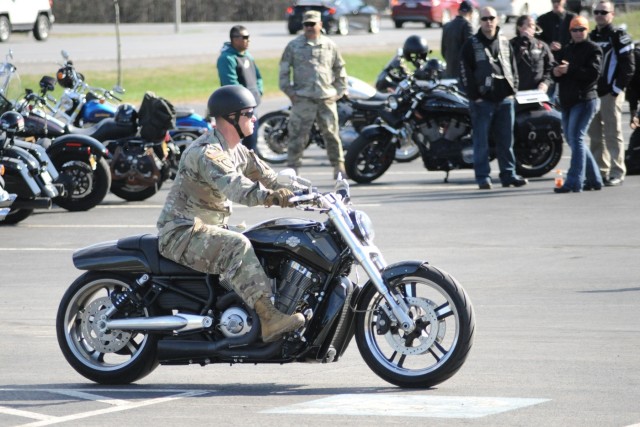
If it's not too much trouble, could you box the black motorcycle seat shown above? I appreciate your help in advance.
[350,98,387,111]
[66,118,137,142]
[117,234,201,275]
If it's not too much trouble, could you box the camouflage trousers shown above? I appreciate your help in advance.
[287,96,344,168]
[158,218,271,308]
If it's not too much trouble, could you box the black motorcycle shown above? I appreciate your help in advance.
[0,167,16,221]
[19,78,178,202]
[345,74,564,184]
[0,112,62,224]
[56,170,475,388]
[256,76,421,165]
[0,63,112,211]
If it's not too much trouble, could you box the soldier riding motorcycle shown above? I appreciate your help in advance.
[56,87,475,388]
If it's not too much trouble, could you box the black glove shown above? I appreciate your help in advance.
[264,188,295,208]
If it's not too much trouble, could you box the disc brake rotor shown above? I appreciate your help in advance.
[80,296,132,353]
[382,297,444,356]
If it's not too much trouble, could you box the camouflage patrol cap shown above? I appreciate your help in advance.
[303,10,321,23]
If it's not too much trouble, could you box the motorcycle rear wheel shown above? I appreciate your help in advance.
[53,155,111,211]
[344,133,395,183]
[56,271,160,384]
[110,180,162,202]
[514,134,563,178]
[355,265,475,388]
[1,208,33,225]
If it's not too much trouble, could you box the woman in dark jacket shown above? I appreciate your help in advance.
[510,15,554,92]
[552,16,603,193]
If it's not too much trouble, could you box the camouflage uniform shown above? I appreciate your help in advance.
[157,129,287,308]
[279,33,347,169]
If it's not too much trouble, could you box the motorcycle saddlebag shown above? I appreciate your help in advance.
[625,128,640,175]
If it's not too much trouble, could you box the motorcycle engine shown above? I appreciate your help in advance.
[274,259,322,315]
[415,117,473,170]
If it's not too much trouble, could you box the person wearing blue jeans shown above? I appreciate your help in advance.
[460,7,527,189]
[552,15,604,192]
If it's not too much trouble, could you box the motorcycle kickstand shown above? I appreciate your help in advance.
[443,171,449,183]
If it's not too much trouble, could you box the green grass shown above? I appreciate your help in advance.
[16,10,640,106]
[18,50,400,106]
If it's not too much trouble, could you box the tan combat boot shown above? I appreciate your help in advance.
[254,295,305,342]
[333,162,347,179]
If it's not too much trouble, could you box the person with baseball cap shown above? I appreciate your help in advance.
[441,1,474,79]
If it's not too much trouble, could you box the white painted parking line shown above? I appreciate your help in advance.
[263,394,550,418]
[0,388,212,426]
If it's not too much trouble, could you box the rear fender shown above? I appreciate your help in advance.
[73,240,151,272]
[47,134,110,160]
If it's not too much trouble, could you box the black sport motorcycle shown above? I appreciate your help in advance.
[345,75,564,184]
[56,170,475,388]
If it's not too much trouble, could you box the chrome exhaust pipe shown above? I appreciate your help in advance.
[105,314,213,333]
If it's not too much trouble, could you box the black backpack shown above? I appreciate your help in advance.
[625,127,640,175]
[137,91,176,142]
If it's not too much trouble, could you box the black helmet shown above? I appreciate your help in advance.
[207,85,256,119]
[114,104,138,127]
[424,58,445,77]
[402,35,429,66]
[0,111,25,135]
[56,67,75,89]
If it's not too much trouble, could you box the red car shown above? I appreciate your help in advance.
[391,0,478,28]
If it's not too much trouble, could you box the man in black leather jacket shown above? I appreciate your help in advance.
[460,7,526,190]
[441,0,474,79]
[536,0,576,61]
[587,0,635,186]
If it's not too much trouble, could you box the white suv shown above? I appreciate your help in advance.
[0,0,55,42]
[478,0,551,22]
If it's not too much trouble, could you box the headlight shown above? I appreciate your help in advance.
[388,95,399,110]
[350,210,375,244]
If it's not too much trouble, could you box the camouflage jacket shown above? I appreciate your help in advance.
[157,129,284,245]
[279,34,347,100]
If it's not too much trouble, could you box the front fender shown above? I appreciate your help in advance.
[47,134,110,159]
[358,123,393,141]
[351,260,428,307]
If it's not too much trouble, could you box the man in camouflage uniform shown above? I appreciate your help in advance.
[157,85,305,342]
[279,10,347,178]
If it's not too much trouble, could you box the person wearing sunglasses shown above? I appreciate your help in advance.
[587,0,635,187]
[157,85,305,343]
[217,25,264,151]
[279,10,348,179]
[460,7,527,190]
[552,16,603,193]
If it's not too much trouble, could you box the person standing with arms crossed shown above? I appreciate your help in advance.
[587,0,635,187]
[217,25,264,151]
[460,7,526,190]
[441,0,474,80]
[279,10,348,179]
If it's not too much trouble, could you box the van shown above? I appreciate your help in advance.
[0,0,55,42]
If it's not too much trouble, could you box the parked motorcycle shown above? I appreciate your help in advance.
[0,53,111,211]
[345,73,564,184]
[0,167,16,221]
[256,76,420,165]
[18,77,177,202]
[0,112,61,224]
[50,50,211,151]
[56,169,475,387]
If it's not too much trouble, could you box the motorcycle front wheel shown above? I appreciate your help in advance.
[53,155,111,211]
[514,134,563,178]
[344,132,395,183]
[56,272,160,384]
[355,264,475,388]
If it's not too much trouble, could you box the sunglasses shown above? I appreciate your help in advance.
[593,10,610,15]
[571,27,587,32]
[238,110,254,118]
[480,16,496,22]
[303,22,317,27]
[233,35,250,40]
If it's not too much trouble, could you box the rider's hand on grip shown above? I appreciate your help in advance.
[265,188,295,208]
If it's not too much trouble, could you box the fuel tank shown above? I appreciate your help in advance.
[244,218,341,273]
[419,89,469,115]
